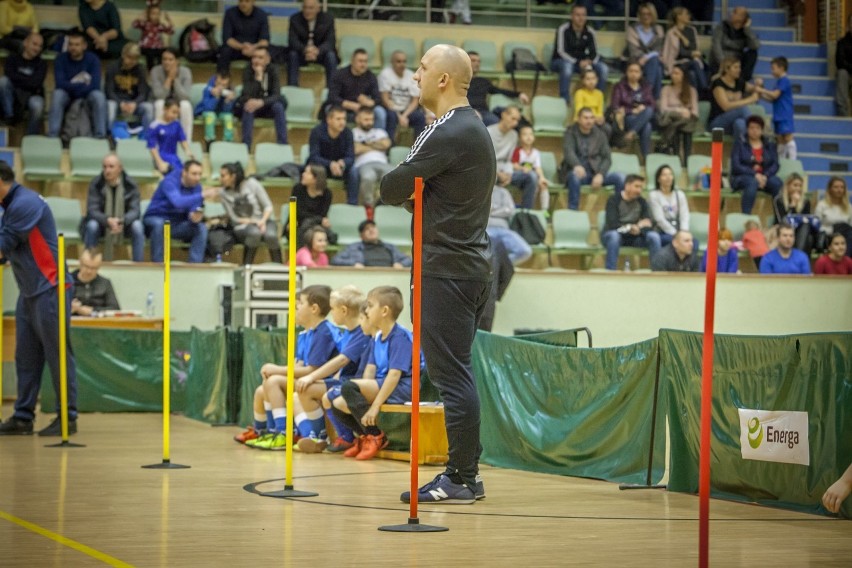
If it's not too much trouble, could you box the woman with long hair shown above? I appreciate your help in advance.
[814,176,852,255]
[217,161,281,264]
[707,56,760,140]
[289,163,338,244]
[609,60,655,158]
[773,173,817,255]
[625,2,665,99]
[649,164,691,248]
[661,6,707,93]
[657,65,698,163]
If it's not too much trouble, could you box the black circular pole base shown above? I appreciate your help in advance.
[45,441,86,448]
[259,485,319,499]
[142,460,191,469]
[379,518,448,532]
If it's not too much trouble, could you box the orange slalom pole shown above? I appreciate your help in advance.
[698,128,724,568]
[408,177,424,520]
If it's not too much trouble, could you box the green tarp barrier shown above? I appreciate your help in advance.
[184,328,229,424]
[473,331,663,485]
[40,328,192,413]
[238,327,288,427]
[514,328,579,347]
[661,329,852,517]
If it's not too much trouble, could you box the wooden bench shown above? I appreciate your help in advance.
[377,404,448,466]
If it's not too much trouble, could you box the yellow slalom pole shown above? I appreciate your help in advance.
[58,234,69,442]
[162,221,171,462]
[285,197,297,489]
[0,265,3,420]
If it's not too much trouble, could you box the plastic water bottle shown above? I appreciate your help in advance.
[146,292,154,317]
[623,260,631,272]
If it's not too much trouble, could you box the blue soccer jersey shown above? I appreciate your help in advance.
[304,319,341,368]
[368,324,415,403]
[147,120,186,169]
[772,76,794,134]
[339,326,370,381]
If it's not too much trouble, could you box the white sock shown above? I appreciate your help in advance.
[539,188,550,211]
[272,408,286,420]
[786,139,797,160]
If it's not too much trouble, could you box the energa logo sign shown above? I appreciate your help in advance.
[738,409,810,466]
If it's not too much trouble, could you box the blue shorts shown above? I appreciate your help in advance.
[773,119,794,136]
[377,377,411,405]
[323,377,340,391]
[326,384,342,402]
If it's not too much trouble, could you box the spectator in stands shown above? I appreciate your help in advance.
[0,0,38,47]
[711,6,760,82]
[488,106,538,210]
[562,107,624,210]
[218,0,269,73]
[215,161,281,264]
[678,0,713,32]
[700,228,739,273]
[331,220,412,268]
[649,164,690,248]
[195,71,236,144]
[308,105,354,196]
[823,463,852,513]
[82,154,144,262]
[295,225,329,267]
[0,31,46,134]
[575,0,624,30]
[662,7,707,95]
[610,60,655,158]
[350,107,393,209]
[105,42,153,132]
[148,98,193,174]
[467,50,529,126]
[657,65,698,162]
[71,249,120,316]
[651,230,699,272]
[379,50,426,142]
[835,14,852,116]
[602,174,661,270]
[814,234,852,275]
[513,125,551,211]
[761,56,797,160]
[328,48,387,132]
[742,219,769,269]
[150,47,193,141]
[235,46,288,148]
[487,185,533,266]
[287,0,338,87]
[708,56,761,142]
[143,160,215,263]
[730,114,782,214]
[760,223,813,275]
[132,3,173,69]
[772,173,817,255]
[573,68,606,127]
[47,29,108,140]
[290,164,336,244]
[79,0,127,60]
[814,176,852,256]
[625,3,665,99]
[551,4,608,104]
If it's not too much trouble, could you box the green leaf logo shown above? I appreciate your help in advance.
[748,417,763,449]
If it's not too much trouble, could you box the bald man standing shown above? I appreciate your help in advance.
[381,45,496,505]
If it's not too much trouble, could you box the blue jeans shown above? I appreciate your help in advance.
[709,107,749,141]
[48,88,108,138]
[107,100,154,131]
[385,107,426,142]
[84,218,145,262]
[144,216,208,263]
[625,107,654,158]
[602,229,661,270]
[685,59,708,94]
[287,49,338,87]
[566,171,625,210]
[487,227,532,265]
[511,170,538,209]
[550,58,609,103]
[643,57,664,100]
[0,76,44,135]
[731,174,783,214]
[240,100,288,146]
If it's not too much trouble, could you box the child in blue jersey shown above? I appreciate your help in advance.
[246,285,341,451]
[148,97,192,174]
[761,57,796,159]
[195,72,236,144]
[294,285,371,453]
[332,286,420,461]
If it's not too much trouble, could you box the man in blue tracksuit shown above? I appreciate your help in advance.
[0,161,78,436]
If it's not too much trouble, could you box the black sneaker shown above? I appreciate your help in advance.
[0,417,34,435]
[475,474,485,500]
[37,416,77,437]
[400,473,476,505]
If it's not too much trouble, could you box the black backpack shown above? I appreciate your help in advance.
[510,210,546,245]
[60,99,92,148]
[505,47,545,97]
[179,19,218,63]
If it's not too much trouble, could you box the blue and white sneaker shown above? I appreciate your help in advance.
[474,474,485,500]
[400,474,476,505]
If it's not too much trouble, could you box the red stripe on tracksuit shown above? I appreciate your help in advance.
[29,227,58,287]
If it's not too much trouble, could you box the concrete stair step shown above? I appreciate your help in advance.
[806,172,852,191]
[756,74,835,97]
[755,57,827,77]
[793,115,852,135]
[799,153,852,173]
[795,135,852,155]
[714,7,788,27]
[759,42,827,59]
[752,27,795,42]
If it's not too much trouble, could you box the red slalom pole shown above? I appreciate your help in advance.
[379,177,446,533]
[698,128,724,568]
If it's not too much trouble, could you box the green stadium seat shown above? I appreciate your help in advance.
[280,86,316,125]
[178,141,204,163]
[21,135,64,181]
[339,35,377,66]
[689,212,711,251]
[255,143,295,175]
[204,201,227,219]
[300,144,310,164]
[488,93,521,112]
[697,101,711,135]
[373,206,412,247]
[542,43,553,66]
[209,141,249,181]
[69,137,110,180]
[189,82,207,108]
[645,153,683,185]
[328,203,366,246]
[687,154,711,188]
[388,146,410,165]
[610,152,643,177]
[116,138,159,183]
[539,151,561,186]
[140,199,151,216]
[531,95,567,134]
[550,210,598,267]
[461,39,498,72]
[381,36,417,67]
[724,213,761,241]
[777,158,806,189]
[44,197,82,241]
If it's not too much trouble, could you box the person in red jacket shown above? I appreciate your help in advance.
[815,233,852,275]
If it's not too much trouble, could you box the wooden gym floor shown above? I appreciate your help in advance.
[0,406,849,567]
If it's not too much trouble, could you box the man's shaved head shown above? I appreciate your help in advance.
[414,44,473,114]
[426,44,472,91]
